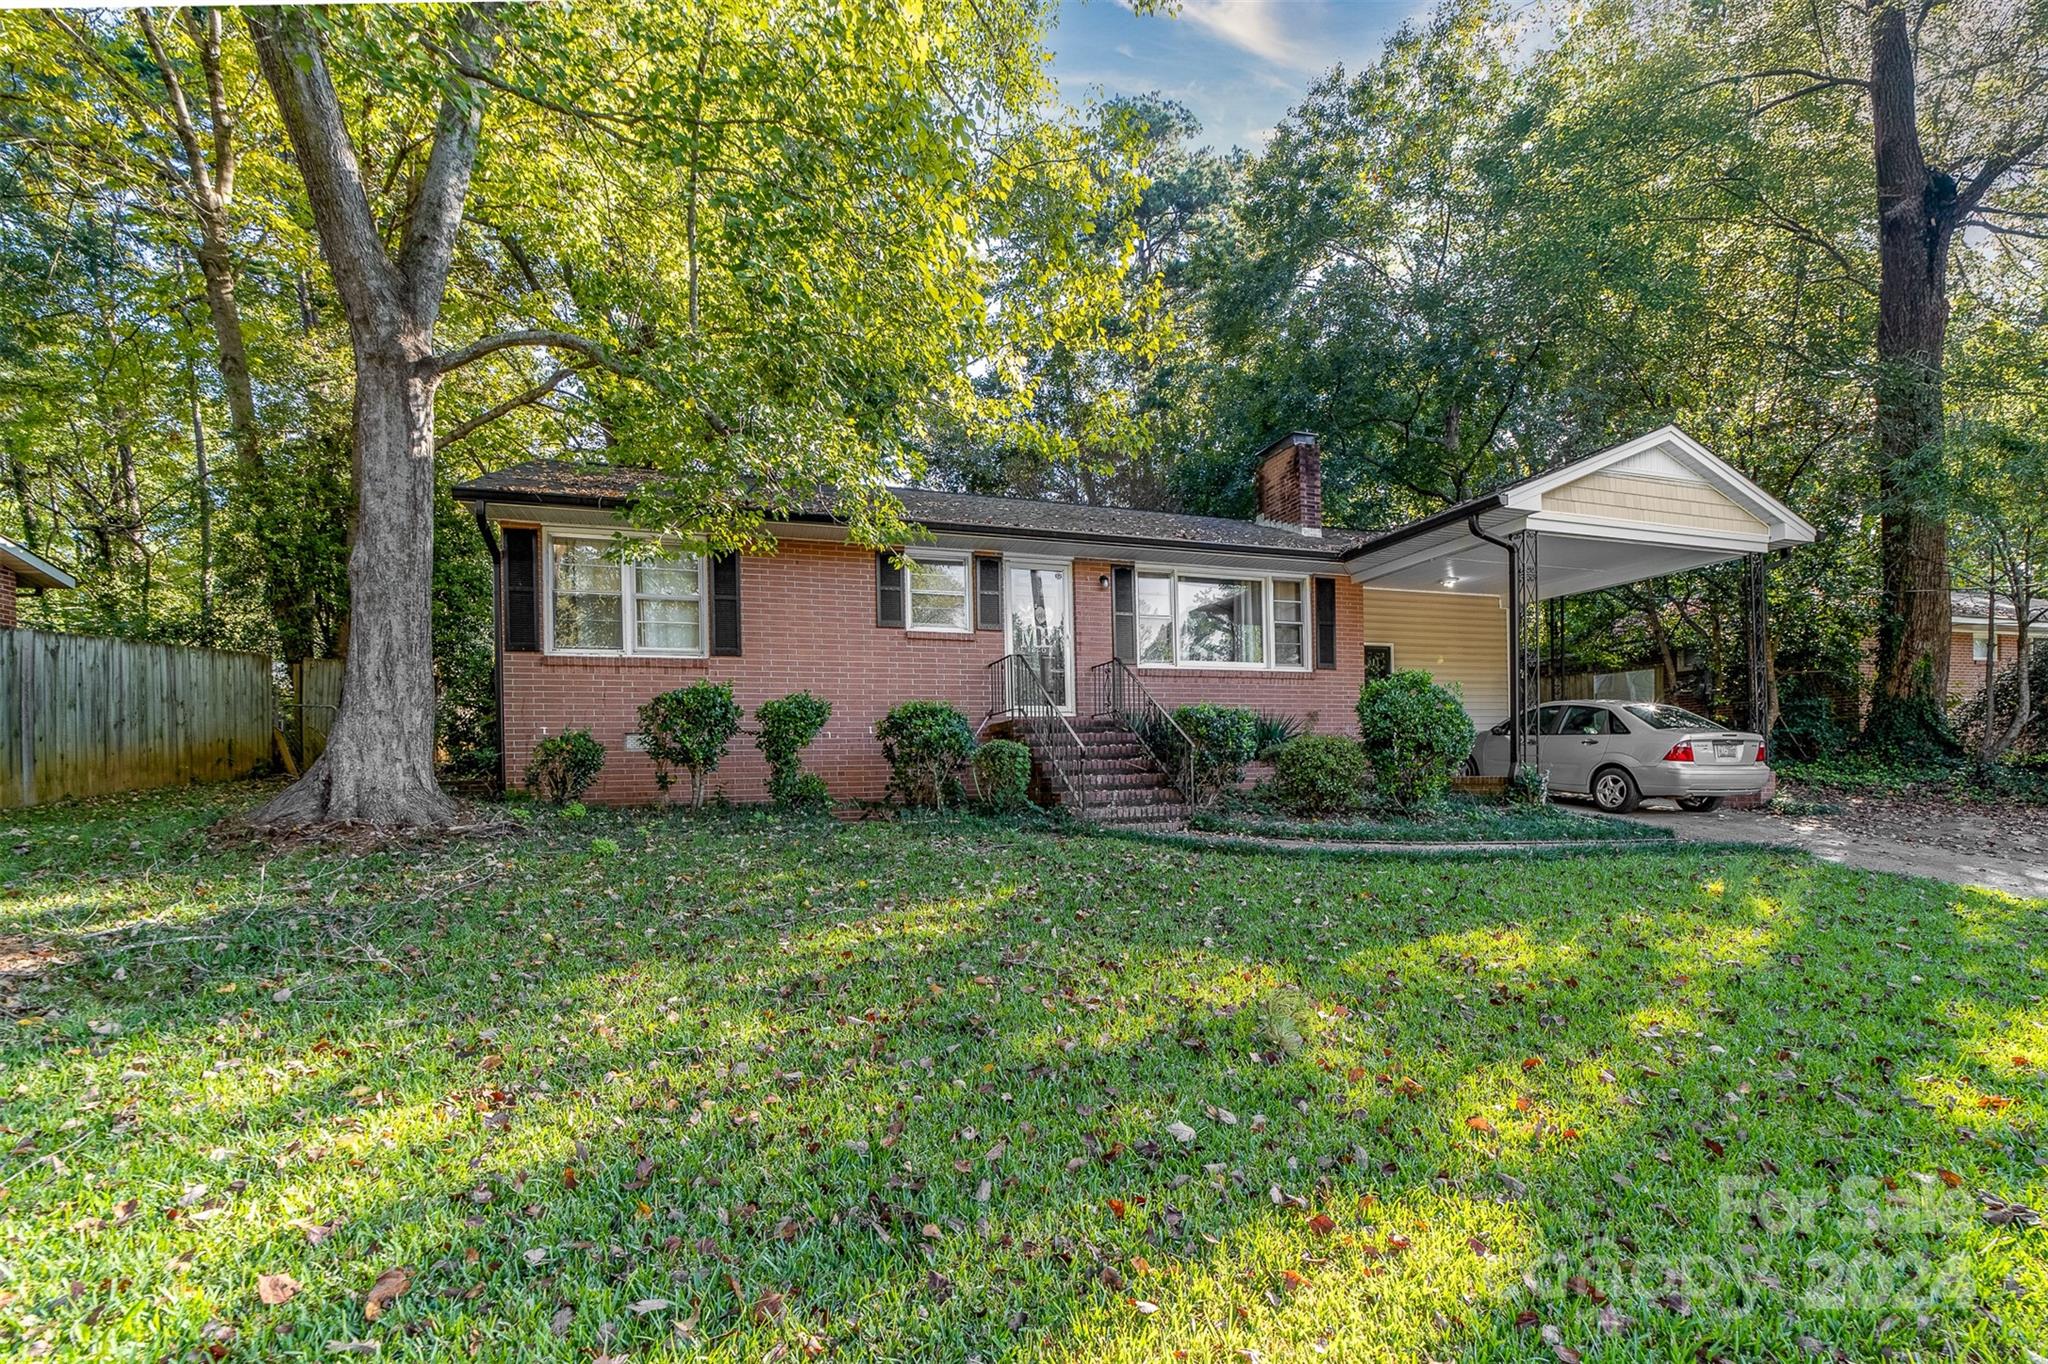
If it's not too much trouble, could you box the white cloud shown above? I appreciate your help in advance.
[1173,0,1330,74]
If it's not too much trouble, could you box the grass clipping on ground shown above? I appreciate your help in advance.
[1,785,2043,1362]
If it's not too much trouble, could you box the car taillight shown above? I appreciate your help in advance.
[1755,742,1767,763]
[1663,742,1694,762]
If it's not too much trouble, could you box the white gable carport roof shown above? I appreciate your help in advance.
[1340,426,1815,598]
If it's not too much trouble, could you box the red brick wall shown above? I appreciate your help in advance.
[1949,629,2019,702]
[501,540,1367,806]
[0,564,15,629]
[1255,440,1322,530]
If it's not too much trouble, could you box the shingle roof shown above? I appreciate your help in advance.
[453,460,1375,558]
[1951,589,2048,625]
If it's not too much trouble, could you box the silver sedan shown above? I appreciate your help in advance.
[1470,701,1769,813]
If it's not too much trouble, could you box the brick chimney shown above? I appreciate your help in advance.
[1253,431,1323,535]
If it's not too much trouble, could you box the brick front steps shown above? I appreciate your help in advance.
[992,715,1191,831]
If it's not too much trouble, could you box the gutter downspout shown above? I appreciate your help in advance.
[1466,515,1529,784]
[472,505,506,799]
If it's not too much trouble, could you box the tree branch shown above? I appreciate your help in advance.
[398,6,496,325]
[438,364,587,449]
[432,328,615,375]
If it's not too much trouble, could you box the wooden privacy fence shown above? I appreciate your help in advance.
[0,630,276,808]
[289,657,344,768]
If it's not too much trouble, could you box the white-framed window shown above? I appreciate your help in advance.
[1971,633,1990,662]
[1133,568,1310,670]
[906,554,971,633]
[547,531,705,657]
[1273,579,1306,668]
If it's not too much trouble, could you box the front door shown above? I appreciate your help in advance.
[1006,563,1073,713]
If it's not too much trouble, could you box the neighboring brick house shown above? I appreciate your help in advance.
[0,537,76,629]
[1949,589,2045,704]
[455,425,1813,813]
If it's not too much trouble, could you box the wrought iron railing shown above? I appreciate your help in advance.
[985,654,1089,817]
[1086,658,1198,807]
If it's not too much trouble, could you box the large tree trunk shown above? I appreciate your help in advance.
[244,7,484,829]
[250,354,454,827]
[1862,1,1958,751]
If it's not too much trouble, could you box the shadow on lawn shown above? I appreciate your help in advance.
[1,792,2043,1361]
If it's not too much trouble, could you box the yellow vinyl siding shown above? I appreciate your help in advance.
[1542,472,1766,534]
[1361,588,1509,724]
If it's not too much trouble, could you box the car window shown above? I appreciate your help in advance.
[1559,705,1606,735]
[1623,703,1719,730]
[1538,706,1569,736]
[1604,709,1633,735]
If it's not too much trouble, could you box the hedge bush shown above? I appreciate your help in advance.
[1172,704,1260,805]
[972,739,1033,810]
[1269,735,1368,815]
[638,680,743,808]
[755,691,834,811]
[523,729,606,804]
[1355,670,1473,810]
[877,700,976,808]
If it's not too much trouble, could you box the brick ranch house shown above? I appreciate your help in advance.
[455,425,1814,819]
[1947,590,2045,705]
[0,537,76,629]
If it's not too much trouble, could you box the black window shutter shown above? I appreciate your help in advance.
[1313,576,1338,671]
[876,551,904,628]
[710,551,742,656]
[504,528,539,652]
[1112,565,1137,662]
[975,556,1003,631]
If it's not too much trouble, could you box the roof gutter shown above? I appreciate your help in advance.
[1337,492,1506,564]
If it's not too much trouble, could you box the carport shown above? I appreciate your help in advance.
[1339,426,1817,778]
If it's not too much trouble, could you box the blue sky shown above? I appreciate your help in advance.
[1047,0,1428,152]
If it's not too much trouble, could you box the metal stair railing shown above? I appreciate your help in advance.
[984,654,1090,818]
[1085,658,1197,808]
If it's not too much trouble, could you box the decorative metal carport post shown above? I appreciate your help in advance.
[1744,551,1770,736]
[1469,516,1541,781]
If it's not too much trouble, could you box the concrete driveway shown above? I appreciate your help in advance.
[1613,796,2048,900]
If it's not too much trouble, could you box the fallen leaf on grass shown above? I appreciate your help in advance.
[1131,1299,1159,1315]
[1164,1120,1197,1145]
[257,1273,301,1305]
[1306,1213,1336,1237]
[626,1298,670,1316]
[750,1289,788,1324]
[362,1267,410,1321]
[1465,1115,1496,1135]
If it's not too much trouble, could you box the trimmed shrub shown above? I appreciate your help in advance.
[755,691,834,811]
[1172,704,1260,805]
[1355,671,1474,810]
[1269,735,1368,815]
[638,680,743,808]
[878,701,976,808]
[523,729,605,804]
[972,739,1033,810]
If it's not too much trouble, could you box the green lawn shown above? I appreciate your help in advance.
[1190,796,1667,844]
[3,785,2044,1362]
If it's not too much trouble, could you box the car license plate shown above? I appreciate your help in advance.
[1714,740,1740,760]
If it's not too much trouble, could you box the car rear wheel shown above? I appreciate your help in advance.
[1676,795,1722,812]
[1591,766,1639,814]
